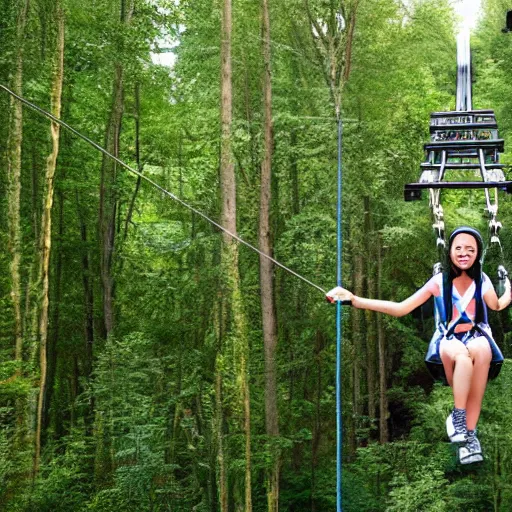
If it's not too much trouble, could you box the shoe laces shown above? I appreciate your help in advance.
[465,430,480,452]
[452,408,467,433]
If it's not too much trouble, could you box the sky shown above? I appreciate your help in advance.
[454,0,482,30]
[151,50,176,68]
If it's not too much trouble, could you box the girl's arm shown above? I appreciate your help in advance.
[326,279,435,317]
[483,277,511,311]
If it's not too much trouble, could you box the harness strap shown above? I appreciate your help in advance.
[445,282,476,338]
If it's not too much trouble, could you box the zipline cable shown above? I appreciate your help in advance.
[0,84,327,295]
[336,112,343,512]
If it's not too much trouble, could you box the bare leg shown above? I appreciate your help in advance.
[466,337,492,430]
[440,338,473,408]
[452,352,473,408]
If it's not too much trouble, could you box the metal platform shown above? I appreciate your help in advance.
[420,163,505,170]
[424,139,504,152]
[404,181,512,201]
[403,31,508,252]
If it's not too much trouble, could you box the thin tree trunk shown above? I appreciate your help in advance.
[214,365,228,511]
[363,197,376,430]
[99,0,134,336]
[123,82,143,241]
[42,188,64,439]
[99,61,122,337]
[34,0,64,474]
[217,0,232,505]
[23,145,41,349]
[76,189,95,439]
[7,0,32,450]
[7,0,30,367]
[352,246,364,449]
[377,238,389,443]
[260,0,280,509]
[342,2,358,83]
[220,0,235,242]
[78,193,95,379]
[237,289,252,512]
[219,0,252,507]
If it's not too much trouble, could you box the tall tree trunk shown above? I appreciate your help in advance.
[23,144,42,350]
[34,0,64,474]
[7,0,30,367]
[259,0,280,509]
[377,237,389,443]
[123,82,143,241]
[215,362,228,512]
[41,188,64,439]
[218,0,252,508]
[363,197,376,433]
[23,145,40,347]
[76,189,95,439]
[99,61,122,337]
[216,0,232,505]
[99,0,134,336]
[351,243,364,450]
[77,191,95,380]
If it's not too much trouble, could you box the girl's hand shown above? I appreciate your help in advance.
[497,277,511,311]
[326,286,354,304]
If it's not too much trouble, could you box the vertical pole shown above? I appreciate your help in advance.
[336,113,343,512]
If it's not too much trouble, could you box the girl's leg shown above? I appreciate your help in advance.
[440,338,473,408]
[466,337,492,430]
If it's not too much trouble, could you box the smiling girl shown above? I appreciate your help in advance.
[327,226,511,464]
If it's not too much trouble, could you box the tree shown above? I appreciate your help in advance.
[99,0,134,336]
[217,0,253,507]
[6,0,30,368]
[259,0,280,509]
[33,0,65,475]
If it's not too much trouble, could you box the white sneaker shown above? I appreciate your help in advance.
[446,410,467,443]
[459,434,483,465]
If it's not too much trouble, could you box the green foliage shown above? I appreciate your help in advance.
[2,0,512,510]
[11,433,92,512]
[344,362,512,511]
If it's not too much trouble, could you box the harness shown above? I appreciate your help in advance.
[425,273,503,382]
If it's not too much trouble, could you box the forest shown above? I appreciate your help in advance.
[2,0,512,510]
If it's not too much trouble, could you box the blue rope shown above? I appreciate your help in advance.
[336,114,343,512]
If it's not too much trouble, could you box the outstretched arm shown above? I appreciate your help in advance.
[326,281,434,317]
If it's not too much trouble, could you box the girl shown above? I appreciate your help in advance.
[327,226,511,464]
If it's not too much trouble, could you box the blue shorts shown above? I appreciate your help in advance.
[425,324,503,383]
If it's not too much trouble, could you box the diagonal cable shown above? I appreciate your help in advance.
[0,84,327,295]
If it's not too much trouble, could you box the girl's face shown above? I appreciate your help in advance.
[450,233,478,271]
